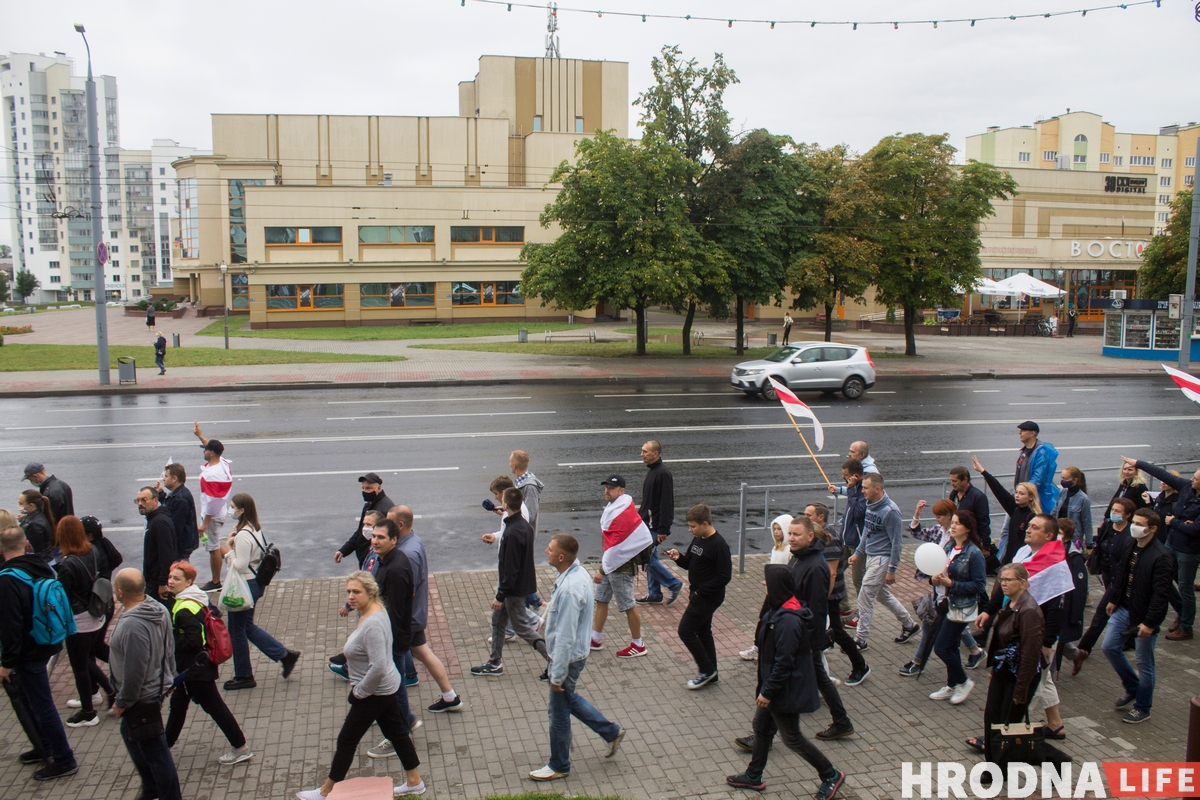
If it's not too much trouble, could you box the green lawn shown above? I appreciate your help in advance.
[0,344,405,371]
[613,326,682,336]
[195,318,584,341]
[412,341,779,359]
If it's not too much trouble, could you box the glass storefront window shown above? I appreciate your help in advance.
[1104,313,1123,347]
[358,226,435,244]
[1154,314,1181,350]
[360,282,435,307]
[452,282,480,305]
[1123,312,1152,349]
[231,273,249,309]
[266,283,343,310]
[264,226,342,245]
[451,226,524,243]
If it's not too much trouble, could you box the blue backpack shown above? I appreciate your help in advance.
[0,567,76,646]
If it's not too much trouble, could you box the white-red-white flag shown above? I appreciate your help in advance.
[600,494,653,575]
[767,377,824,450]
[1020,539,1074,605]
[1162,363,1200,406]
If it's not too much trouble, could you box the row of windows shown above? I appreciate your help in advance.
[260,281,523,311]
[261,226,525,245]
[1130,156,1155,167]
[359,226,434,244]
[265,226,342,245]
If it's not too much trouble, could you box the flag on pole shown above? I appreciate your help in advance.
[767,377,824,450]
[1162,363,1200,405]
[600,493,653,575]
[1020,539,1074,604]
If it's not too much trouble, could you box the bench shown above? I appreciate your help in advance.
[544,329,597,343]
[692,331,748,348]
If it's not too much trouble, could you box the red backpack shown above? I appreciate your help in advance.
[200,606,233,665]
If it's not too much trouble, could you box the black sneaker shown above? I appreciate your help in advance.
[845,665,870,686]
[18,749,45,765]
[635,595,664,604]
[428,695,463,713]
[815,723,854,741]
[280,650,301,679]
[200,580,222,591]
[328,653,347,666]
[33,760,78,781]
[735,735,771,752]
[666,586,682,605]
[1115,690,1136,709]
[470,662,504,677]
[224,675,257,691]
[816,768,846,800]
[65,710,98,728]
[726,771,766,791]
[895,624,920,644]
[1122,708,1151,724]
[538,669,550,682]
[966,650,986,670]
[854,638,868,651]
[898,661,923,677]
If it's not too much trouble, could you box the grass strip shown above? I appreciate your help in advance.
[0,343,404,371]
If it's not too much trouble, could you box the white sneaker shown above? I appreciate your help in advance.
[368,739,396,759]
[296,790,324,800]
[67,691,103,709]
[929,685,954,701]
[394,781,426,796]
[219,748,253,765]
[529,765,568,781]
[605,726,626,758]
[949,679,975,705]
[739,646,758,661]
[830,675,843,687]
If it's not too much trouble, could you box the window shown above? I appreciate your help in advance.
[533,116,542,132]
[450,226,524,243]
[358,225,434,244]
[360,282,436,307]
[111,260,119,268]
[1186,175,1195,187]
[1073,154,1087,164]
[264,226,342,244]
[1074,134,1087,143]
[1161,176,1171,187]
[231,273,249,309]
[228,179,265,263]
[159,167,165,175]
[133,289,140,297]
[1160,158,1172,169]
[1018,152,1030,163]
[1158,212,1169,222]
[129,245,139,253]
[1130,155,1156,167]
[111,245,119,253]
[49,275,60,283]
[131,273,140,282]
[49,261,59,269]
[1187,157,1196,168]
[575,118,584,134]
[266,283,343,311]
[451,280,522,306]
[1099,152,1110,163]
[1160,195,1172,204]
[1114,156,1123,166]
[1043,151,1057,161]
[179,177,198,258]
[161,198,166,205]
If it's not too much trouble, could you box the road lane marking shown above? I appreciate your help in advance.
[102,526,144,532]
[871,391,897,394]
[44,403,262,414]
[1007,402,1066,406]
[136,467,459,481]
[559,454,842,467]
[921,444,1150,455]
[973,390,1001,393]
[625,406,829,413]
[327,396,531,405]
[1070,389,1099,392]
[6,419,250,431]
[6,416,1194,453]
[594,392,738,398]
[326,411,556,421]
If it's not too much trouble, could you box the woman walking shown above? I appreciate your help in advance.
[1103,461,1149,520]
[221,493,300,690]
[16,489,55,562]
[972,456,1043,565]
[1092,497,1135,588]
[77,516,121,668]
[55,516,115,728]
[1054,466,1093,548]
[164,561,252,765]
[927,511,987,706]
[146,302,156,331]
[295,572,424,799]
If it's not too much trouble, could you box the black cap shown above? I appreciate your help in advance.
[600,475,626,488]
[358,472,383,484]
[80,516,103,540]
[23,462,45,479]
[201,439,225,456]
[1016,421,1040,433]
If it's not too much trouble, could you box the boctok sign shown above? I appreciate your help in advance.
[1069,240,1146,259]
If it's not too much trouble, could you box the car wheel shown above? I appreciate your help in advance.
[762,379,780,401]
[842,376,866,400]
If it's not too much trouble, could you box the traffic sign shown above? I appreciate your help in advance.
[96,242,109,266]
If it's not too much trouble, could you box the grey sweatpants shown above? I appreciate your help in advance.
[489,595,549,665]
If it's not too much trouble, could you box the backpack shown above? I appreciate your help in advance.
[0,567,76,646]
[72,550,114,619]
[247,528,282,587]
[199,605,233,665]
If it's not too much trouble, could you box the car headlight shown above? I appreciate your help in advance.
[741,368,763,376]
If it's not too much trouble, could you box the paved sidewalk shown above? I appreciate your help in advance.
[2,545,1195,799]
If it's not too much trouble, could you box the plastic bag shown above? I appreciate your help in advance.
[219,569,254,612]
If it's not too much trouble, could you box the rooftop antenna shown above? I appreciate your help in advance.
[545,3,561,58]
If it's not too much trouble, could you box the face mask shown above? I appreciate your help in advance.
[1109,513,1123,524]
[362,490,377,502]
[1060,479,1074,489]
[1130,524,1149,540]
[361,525,373,540]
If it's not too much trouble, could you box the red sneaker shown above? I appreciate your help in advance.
[616,642,647,659]
[845,617,858,628]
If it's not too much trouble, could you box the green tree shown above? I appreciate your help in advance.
[635,45,738,353]
[0,244,11,258]
[520,131,726,356]
[860,134,1017,356]
[1138,189,1194,299]
[14,270,39,304]
[787,145,880,342]
[0,270,9,304]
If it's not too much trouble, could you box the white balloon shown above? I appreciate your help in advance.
[914,542,949,576]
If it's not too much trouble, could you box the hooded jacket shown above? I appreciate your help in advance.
[110,597,175,709]
[768,514,793,564]
[171,584,218,682]
[787,542,832,631]
[374,544,414,655]
[639,459,674,536]
[38,474,74,522]
[158,483,199,555]
[338,490,395,567]
[1137,461,1200,556]
[496,514,537,601]
[1018,440,1060,513]
[855,492,904,572]
[755,566,820,714]
[0,554,63,667]
[142,504,178,590]
[515,471,545,531]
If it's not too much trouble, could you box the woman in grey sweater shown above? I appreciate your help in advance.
[295,572,425,799]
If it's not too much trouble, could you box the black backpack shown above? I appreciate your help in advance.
[248,528,282,587]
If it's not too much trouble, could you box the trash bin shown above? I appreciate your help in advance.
[517,329,528,343]
[172,333,180,348]
[117,357,137,385]
[768,333,777,345]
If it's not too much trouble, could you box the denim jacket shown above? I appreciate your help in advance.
[544,559,594,686]
[943,540,987,609]
[1054,489,1094,547]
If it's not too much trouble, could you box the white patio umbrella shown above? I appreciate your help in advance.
[978,273,1064,322]
[958,277,1002,317]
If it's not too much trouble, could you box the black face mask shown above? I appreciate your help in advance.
[362,490,377,502]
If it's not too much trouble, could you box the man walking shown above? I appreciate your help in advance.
[22,462,74,522]
[848,474,918,649]
[110,568,182,800]
[1015,421,1059,512]
[1099,508,1175,723]
[529,534,624,782]
[154,332,167,375]
[155,462,198,562]
[510,450,545,530]
[591,476,652,658]
[848,442,879,474]
[364,518,418,758]
[828,458,866,617]
[636,440,683,606]
[471,489,549,677]
[949,465,993,553]
[336,473,394,569]
[193,424,232,591]
[667,504,732,689]
[805,503,869,686]
[136,487,177,608]
[0,527,78,781]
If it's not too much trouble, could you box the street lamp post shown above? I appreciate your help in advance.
[75,23,110,385]
[219,262,229,349]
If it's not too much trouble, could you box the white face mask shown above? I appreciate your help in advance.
[1130,524,1149,540]
[362,525,374,540]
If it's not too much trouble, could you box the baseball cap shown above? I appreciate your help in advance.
[201,438,225,456]
[22,462,45,480]
[358,472,383,484]
[600,475,626,488]
[1016,421,1040,433]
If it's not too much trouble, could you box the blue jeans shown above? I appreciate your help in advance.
[1101,606,1157,713]
[227,578,288,678]
[644,544,682,599]
[121,722,182,800]
[155,354,165,372]
[13,656,75,767]
[392,649,416,727]
[1167,545,1198,632]
[548,659,619,774]
[934,620,969,687]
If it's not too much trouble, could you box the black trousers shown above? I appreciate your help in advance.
[90,610,114,663]
[65,628,114,714]
[748,705,836,781]
[1078,604,1111,653]
[166,679,246,749]
[2,671,45,761]
[812,651,850,728]
[678,594,722,675]
[827,609,866,672]
[330,691,419,782]
[983,667,1042,760]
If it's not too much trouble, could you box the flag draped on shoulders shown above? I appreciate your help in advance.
[600,493,653,575]
[767,377,824,450]
[199,456,233,520]
[1022,539,1074,604]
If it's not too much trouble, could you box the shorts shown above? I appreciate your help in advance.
[594,571,636,613]
[203,516,225,552]
[410,629,427,648]
[1028,665,1060,717]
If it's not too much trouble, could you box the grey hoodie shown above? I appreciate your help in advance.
[514,471,545,531]
[854,492,904,573]
[110,597,175,709]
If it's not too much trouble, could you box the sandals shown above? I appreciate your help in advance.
[965,737,985,752]
[1040,725,1066,740]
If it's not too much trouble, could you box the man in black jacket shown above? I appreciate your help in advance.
[636,440,683,605]
[155,463,198,561]
[335,473,395,568]
[23,462,74,522]
[370,519,418,734]
[472,487,549,677]
[949,466,992,552]
[136,487,178,608]
[667,504,732,690]
[1099,508,1176,724]
[0,527,78,780]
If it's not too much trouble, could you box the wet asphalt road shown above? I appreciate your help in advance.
[2,375,1197,578]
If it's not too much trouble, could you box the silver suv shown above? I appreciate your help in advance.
[731,343,876,400]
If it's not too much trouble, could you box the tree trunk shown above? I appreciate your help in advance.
[681,300,696,356]
[635,301,647,356]
[824,301,834,342]
[735,295,745,356]
[903,303,918,356]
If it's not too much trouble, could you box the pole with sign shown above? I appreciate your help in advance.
[1181,137,1200,372]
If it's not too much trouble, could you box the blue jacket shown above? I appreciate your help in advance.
[839,483,866,550]
[1054,488,1094,547]
[545,560,594,686]
[1024,441,1060,513]
[942,540,987,608]
[1137,461,1200,556]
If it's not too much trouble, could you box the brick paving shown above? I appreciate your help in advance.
[2,543,1196,800]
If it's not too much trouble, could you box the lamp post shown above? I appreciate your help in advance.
[75,23,110,385]
[219,262,229,349]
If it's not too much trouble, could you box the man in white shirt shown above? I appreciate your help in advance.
[193,423,231,591]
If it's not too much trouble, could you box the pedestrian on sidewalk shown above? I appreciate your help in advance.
[667,503,732,690]
[154,332,167,375]
[110,568,181,800]
[510,450,547,612]
[295,572,425,799]
[156,462,198,562]
[948,465,993,559]
[194,425,232,591]
[590,476,652,659]
[739,514,792,662]
[530,533,625,782]
[726,565,845,799]
[806,503,870,687]
[136,486,178,609]
[979,563,1044,762]
[828,458,866,619]
[926,511,987,708]
[481,476,541,648]
[220,494,300,690]
[16,488,55,562]
[848,474,918,649]
[22,462,74,522]
[782,312,794,346]
[1054,466,1094,548]
[56,516,116,729]
[329,510,383,679]
[146,302,156,331]
[335,473,394,569]
[971,455,1042,566]
[635,440,683,606]
[1015,421,1059,514]
[1066,305,1076,337]
[79,516,121,669]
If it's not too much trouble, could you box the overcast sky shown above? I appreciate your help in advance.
[5,0,1199,249]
